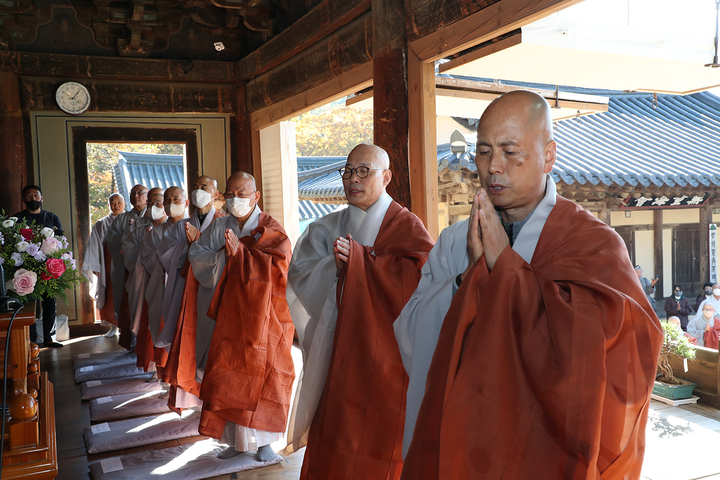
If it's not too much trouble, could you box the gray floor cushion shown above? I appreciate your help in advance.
[74,352,137,370]
[75,362,147,384]
[88,439,283,480]
[89,391,171,422]
[83,411,201,454]
[80,375,161,401]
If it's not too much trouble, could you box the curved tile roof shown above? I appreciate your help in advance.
[438,91,720,191]
[297,157,346,202]
[113,151,186,206]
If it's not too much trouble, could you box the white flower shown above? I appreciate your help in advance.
[1,219,14,228]
[16,241,30,252]
[40,227,54,238]
[9,217,17,222]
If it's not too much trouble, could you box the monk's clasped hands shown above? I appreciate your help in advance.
[185,222,198,244]
[462,188,510,280]
[334,234,352,271]
[225,229,240,257]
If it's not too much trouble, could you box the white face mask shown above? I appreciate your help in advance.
[167,203,185,218]
[191,189,212,208]
[226,197,252,218]
[150,205,166,220]
[714,288,720,297]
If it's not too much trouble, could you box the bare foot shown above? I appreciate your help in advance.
[256,444,276,462]
[217,446,241,459]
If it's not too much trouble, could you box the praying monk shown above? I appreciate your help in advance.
[156,176,223,352]
[285,144,434,479]
[188,171,293,462]
[135,187,186,372]
[395,91,663,479]
[104,184,149,349]
[81,193,125,336]
[122,186,163,351]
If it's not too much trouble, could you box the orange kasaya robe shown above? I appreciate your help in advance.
[401,196,663,480]
[98,245,118,325]
[198,213,295,437]
[301,201,434,480]
[703,319,720,349]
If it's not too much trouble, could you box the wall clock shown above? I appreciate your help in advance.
[55,82,91,115]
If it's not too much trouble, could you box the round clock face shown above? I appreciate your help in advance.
[55,82,91,115]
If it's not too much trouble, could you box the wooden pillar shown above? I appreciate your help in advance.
[408,49,438,238]
[701,203,712,283]
[654,209,663,300]
[234,82,253,174]
[598,204,611,225]
[0,71,27,214]
[372,0,411,208]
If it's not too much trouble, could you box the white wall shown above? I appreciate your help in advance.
[635,229,655,294]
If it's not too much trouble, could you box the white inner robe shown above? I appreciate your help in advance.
[284,192,392,454]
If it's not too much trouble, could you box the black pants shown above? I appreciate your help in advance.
[30,296,56,344]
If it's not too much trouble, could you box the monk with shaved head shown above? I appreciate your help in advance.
[286,144,434,479]
[180,171,294,463]
[396,91,663,479]
[160,175,224,411]
[104,183,149,349]
[82,193,126,336]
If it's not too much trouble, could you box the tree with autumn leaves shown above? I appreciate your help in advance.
[293,101,373,157]
[87,143,183,225]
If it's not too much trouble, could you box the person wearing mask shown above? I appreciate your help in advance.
[689,303,717,348]
[13,185,64,348]
[695,282,714,311]
[696,283,720,321]
[82,193,126,337]
[664,284,693,331]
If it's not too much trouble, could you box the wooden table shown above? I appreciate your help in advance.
[0,306,57,479]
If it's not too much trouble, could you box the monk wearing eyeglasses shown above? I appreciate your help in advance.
[285,144,435,479]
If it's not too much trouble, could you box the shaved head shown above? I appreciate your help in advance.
[342,143,392,211]
[129,183,149,212]
[475,90,557,223]
[192,175,218,193]
[108,193,125,216]
[165,186,186,199]
[226,171,257,192]
[348,144,390,170]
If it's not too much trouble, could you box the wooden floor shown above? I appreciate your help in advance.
[41,327,304,480]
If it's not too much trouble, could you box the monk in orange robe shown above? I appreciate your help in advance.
[704,318,720,349]
[396,91,663,479]
[286,144,434,479]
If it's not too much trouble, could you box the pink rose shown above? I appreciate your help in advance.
[11,269,37,296]
[41,237,60,255]
[46,258,66,279]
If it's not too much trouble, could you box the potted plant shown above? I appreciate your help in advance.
[653,321,697,400]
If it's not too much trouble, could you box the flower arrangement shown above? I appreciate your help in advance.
[0,212,85,303]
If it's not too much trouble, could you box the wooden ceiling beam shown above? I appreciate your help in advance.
[236,0,371,80]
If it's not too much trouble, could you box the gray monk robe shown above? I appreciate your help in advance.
[156,206,219,349]
[122,215,154,337]
[81,213,117,315]
[140,220,175,344]
[105,208,146,347]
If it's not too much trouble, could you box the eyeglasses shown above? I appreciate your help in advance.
[339,166,383,179]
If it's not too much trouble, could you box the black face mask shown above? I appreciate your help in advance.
[706,289,713,295]
[24,200,42,211]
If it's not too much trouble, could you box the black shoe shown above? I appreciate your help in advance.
[43,341,64,348]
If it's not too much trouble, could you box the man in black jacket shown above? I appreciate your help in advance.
[13,184,64,348]
[665,284,694,331]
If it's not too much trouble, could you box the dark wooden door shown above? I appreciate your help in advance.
[673,226,701,295]
[615,227,635,266]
